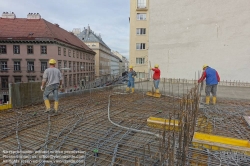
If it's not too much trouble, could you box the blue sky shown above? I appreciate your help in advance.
[0,0,130,58]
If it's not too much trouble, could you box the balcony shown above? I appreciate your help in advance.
[136,6,148,11]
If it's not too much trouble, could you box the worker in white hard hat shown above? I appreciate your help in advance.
[126,65,137,93]
[41,59,62,113]
[151,64,161,93]
[198,64,220,105]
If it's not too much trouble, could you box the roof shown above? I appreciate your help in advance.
[0,17,94,53]
[77,26,110,50]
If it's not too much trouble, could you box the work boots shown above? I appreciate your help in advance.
[126,87,130,92]
[155,89,160,93]
[44,100,51,113]
[212,97,216,105]
[54,101,59,113]
[205,97,210,105]
[131,88,135,93]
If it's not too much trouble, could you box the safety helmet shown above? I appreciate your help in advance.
[202,64,208,69]
[49,59,56,64]
[129,65,133,69]
[154,64,159,68]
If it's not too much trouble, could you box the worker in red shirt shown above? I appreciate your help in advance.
[198,64,220,105]
[151,64,161,93]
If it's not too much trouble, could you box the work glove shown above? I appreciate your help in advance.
[59,85,62,89]
[41,86,45,91]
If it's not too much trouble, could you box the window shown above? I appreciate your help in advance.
[1,61,8,71]
[14,61,21,71]
[77,51,79,58]
[136,43,146,50]
[13,45,20,54]
[136,28,146,35]
[73,74,76,86]
[73,62,75,71]
[69,75,72,86]
[136,58,145,64]
[58,47,61,55]
[64,75,67,87]
[14,76,22,83]
[58,61,62,69]
[64,61,67,68]
[80,52,82,59]
[64,48,66,56]
[27,76,36,82]
[80,62,82,71]
[137,72,145,78]
[137,13,146,20]
[68,49,71,57]
[69,61,71,71]
[77,62,79,71]
[27,61,34,71]
[73,51,75,58]
[137,0,146,8]
[41,46,47,54]
[0,45,7,54]
[1,77,8,89]
[27,45,33,54]
[41,62,47,72]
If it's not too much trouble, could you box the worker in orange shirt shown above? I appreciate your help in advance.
[151,64,161,93]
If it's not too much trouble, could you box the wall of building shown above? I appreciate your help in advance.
[0,42,95,94]
[149,0,250,82]
[110,55,120,77]
[112,51,126,75]
[129,0,150,78]
[86,42,112,77]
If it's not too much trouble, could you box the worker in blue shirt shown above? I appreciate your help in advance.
[126,65,137,93]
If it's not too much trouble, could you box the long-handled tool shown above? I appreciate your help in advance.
[146,61,161,98]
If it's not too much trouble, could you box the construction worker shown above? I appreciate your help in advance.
[126,65,137,93]
[41,59,62,113]
[151,64,161,93]
[198,64,220,105]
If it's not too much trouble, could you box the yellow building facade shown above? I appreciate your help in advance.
[129,0,149,79]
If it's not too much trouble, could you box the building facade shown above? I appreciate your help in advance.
[112,51,127,75]
[76,26,114,83]
[129,0,149,79]
[110,53,121,78]
[0,12,95,102]
[148,0,250,82]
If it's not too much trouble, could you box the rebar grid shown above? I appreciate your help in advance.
[0,80,249,165]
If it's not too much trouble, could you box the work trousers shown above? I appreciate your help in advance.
[127,79,135,88]
[154,79,160,89]
[43,83,59,101]
[205,84,217,97]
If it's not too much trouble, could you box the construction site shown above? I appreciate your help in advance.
[0,78,250,166]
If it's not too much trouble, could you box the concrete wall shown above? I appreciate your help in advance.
[149,0,250,82]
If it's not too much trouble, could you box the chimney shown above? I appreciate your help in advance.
[87,25,90,37]
[27,13,41,19]
[2,12,16,19]
[54,23,59,27]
